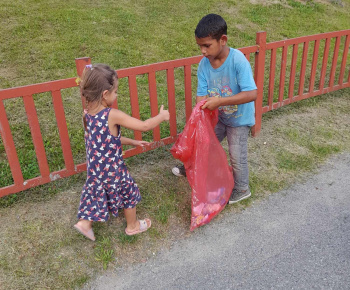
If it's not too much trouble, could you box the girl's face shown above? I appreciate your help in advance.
[102,79,118,107]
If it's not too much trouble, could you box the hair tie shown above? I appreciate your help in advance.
[85,64,93,71]
[75,77,81,85]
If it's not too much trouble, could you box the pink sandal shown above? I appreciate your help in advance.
[74,224,96,241]
[125,219,152,236]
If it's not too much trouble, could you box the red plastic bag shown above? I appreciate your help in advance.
[171,100,234,230]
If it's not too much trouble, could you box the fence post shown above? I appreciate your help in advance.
[251,31,266,137]
[75,57,91,78]
[75,57,91,109]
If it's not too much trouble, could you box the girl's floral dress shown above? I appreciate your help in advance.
[77,108,141,221]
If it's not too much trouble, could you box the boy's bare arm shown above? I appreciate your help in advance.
[201,89,257,110]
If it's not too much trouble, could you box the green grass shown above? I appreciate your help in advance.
[0,0,350,289]
[94,236,115,270]
[1,0,349,189]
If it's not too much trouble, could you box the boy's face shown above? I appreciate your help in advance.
[195,35,227,60]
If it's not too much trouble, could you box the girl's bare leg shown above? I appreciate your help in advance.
[124,207,151,232]
[124,207,138,231]
[75,219,93,231]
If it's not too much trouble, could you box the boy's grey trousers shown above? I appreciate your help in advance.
[215,120,250,191]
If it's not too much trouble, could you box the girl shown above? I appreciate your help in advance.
[74,64,170,241]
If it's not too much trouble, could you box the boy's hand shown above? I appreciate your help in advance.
[201,97,221,110]
[159,105,170,121]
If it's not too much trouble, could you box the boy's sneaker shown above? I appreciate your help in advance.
[228,188,251,204]
[172,164,186,177]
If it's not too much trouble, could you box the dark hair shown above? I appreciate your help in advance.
[80,64,118,104]
[195,14,227,40]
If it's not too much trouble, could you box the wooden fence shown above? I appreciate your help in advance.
[0,30,349,197]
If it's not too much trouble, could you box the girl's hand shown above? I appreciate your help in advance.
[133,140,149,147]
[159,105,170,121]
[120,136,149,146]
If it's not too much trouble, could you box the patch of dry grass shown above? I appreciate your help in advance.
[248,89,350,196]
[0,159,193,289]
[250,0,346,7]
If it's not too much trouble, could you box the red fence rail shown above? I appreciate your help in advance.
[1,30,349,197]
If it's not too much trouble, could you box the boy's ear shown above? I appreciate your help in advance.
[220,35,228,45]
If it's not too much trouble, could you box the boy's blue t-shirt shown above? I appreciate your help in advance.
[197,47,257,127]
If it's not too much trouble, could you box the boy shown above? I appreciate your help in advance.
[172,14,257,204]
